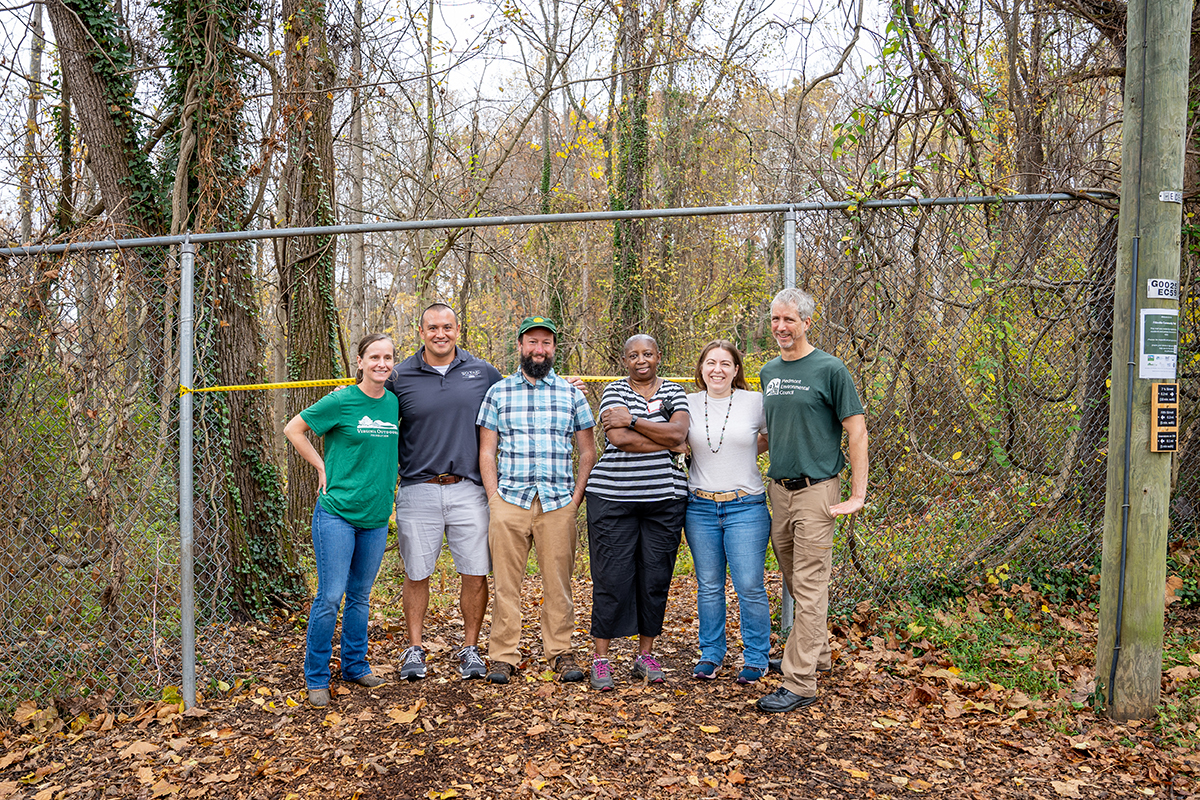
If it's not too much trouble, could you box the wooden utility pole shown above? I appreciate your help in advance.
[1095,0,1188,721]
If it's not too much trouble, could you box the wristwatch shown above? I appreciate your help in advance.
[628,417,638,430]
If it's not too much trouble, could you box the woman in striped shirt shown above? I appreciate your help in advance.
[585,335,690,690]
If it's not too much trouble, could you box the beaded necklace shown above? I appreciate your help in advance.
[704,391,733,453]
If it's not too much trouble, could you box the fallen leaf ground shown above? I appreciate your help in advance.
[2,572,1198,800]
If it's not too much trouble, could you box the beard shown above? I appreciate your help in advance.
[521,353,554,380]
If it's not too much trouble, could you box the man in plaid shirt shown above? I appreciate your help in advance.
[477,316,597,684]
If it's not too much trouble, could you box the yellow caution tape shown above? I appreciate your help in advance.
[179,377,356,397]
[180,375,759,396]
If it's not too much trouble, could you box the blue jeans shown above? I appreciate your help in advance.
[305,501,389,689]
[684,493,771,670]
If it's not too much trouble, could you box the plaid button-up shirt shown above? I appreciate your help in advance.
[476,369,595,511]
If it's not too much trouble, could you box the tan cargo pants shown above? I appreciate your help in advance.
[486,494,579,666]
[768,478,840,697]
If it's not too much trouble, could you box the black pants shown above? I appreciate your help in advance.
[586,493,686,639]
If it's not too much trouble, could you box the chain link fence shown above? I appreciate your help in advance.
[0,245,234,710]
[794,199,1128,610]
[0,194,1191,708]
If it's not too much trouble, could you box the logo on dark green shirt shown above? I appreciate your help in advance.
[356,416,399,437]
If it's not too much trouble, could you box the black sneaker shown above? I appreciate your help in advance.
[553,653,584,682]
[457,645,487,679]
[756,686,817,713]
[399,645,427,680]
[487,661,516,684]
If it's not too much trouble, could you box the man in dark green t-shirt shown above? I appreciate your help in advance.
[757,288,869,714]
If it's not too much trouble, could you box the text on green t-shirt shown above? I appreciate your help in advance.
[760,349,864,481]
[300,385,399,529]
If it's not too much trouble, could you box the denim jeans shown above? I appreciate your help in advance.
[305,501,389,689]
[684,493,771,670]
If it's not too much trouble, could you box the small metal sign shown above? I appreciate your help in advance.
[1160,190,1183,203]
[1147,279,1180,300]
[1151,382,1179,453]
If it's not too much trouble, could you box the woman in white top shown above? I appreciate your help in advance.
[684,340,772,683]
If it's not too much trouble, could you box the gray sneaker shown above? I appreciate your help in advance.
[632,653,666,683]
[589,656,615,691]
[347,672,386,688]
[457,645,487,679]
[399,645,427,680]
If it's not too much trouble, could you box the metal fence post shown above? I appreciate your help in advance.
[179,239,197,709]
[780,206,796,637]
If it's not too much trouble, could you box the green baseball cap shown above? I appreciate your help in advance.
[516,316,558,337]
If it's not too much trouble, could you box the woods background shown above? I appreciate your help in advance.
[0,0,1196,705]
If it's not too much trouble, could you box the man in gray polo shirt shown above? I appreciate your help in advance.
[386,303,503,680]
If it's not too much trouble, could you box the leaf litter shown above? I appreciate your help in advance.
[0,574,1197,799]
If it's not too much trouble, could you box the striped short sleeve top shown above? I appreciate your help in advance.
[585,378,689,501]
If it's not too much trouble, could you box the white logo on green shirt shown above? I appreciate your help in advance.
[357,416,399,436]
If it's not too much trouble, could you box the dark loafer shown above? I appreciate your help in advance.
[756,686,817,713]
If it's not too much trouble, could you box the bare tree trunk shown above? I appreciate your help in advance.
[56,66,73,232]
[279,0,345,542]
[45,0,166,396]
[44,0,157,236]
[414,0,438,302]
[19,2,44,243]
[609,0,650,364]
[348,0,366,344]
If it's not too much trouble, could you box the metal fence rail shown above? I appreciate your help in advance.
[1,192,1191,710]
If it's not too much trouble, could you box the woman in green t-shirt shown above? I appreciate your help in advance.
[285,333,400,708]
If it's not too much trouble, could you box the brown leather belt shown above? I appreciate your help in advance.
[691,488,754,502]
[425,474,465,485]
[778,476,835,491]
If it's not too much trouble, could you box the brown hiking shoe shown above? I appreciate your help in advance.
[553,653,584,682]
[487,661,516,684]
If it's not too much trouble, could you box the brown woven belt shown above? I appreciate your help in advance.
[425,474,465,485]
[691,488,753,502]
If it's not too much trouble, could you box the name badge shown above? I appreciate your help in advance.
[646,398,663,415]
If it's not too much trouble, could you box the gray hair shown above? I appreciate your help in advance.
[771,288,816,320]
[623,333,658,352]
